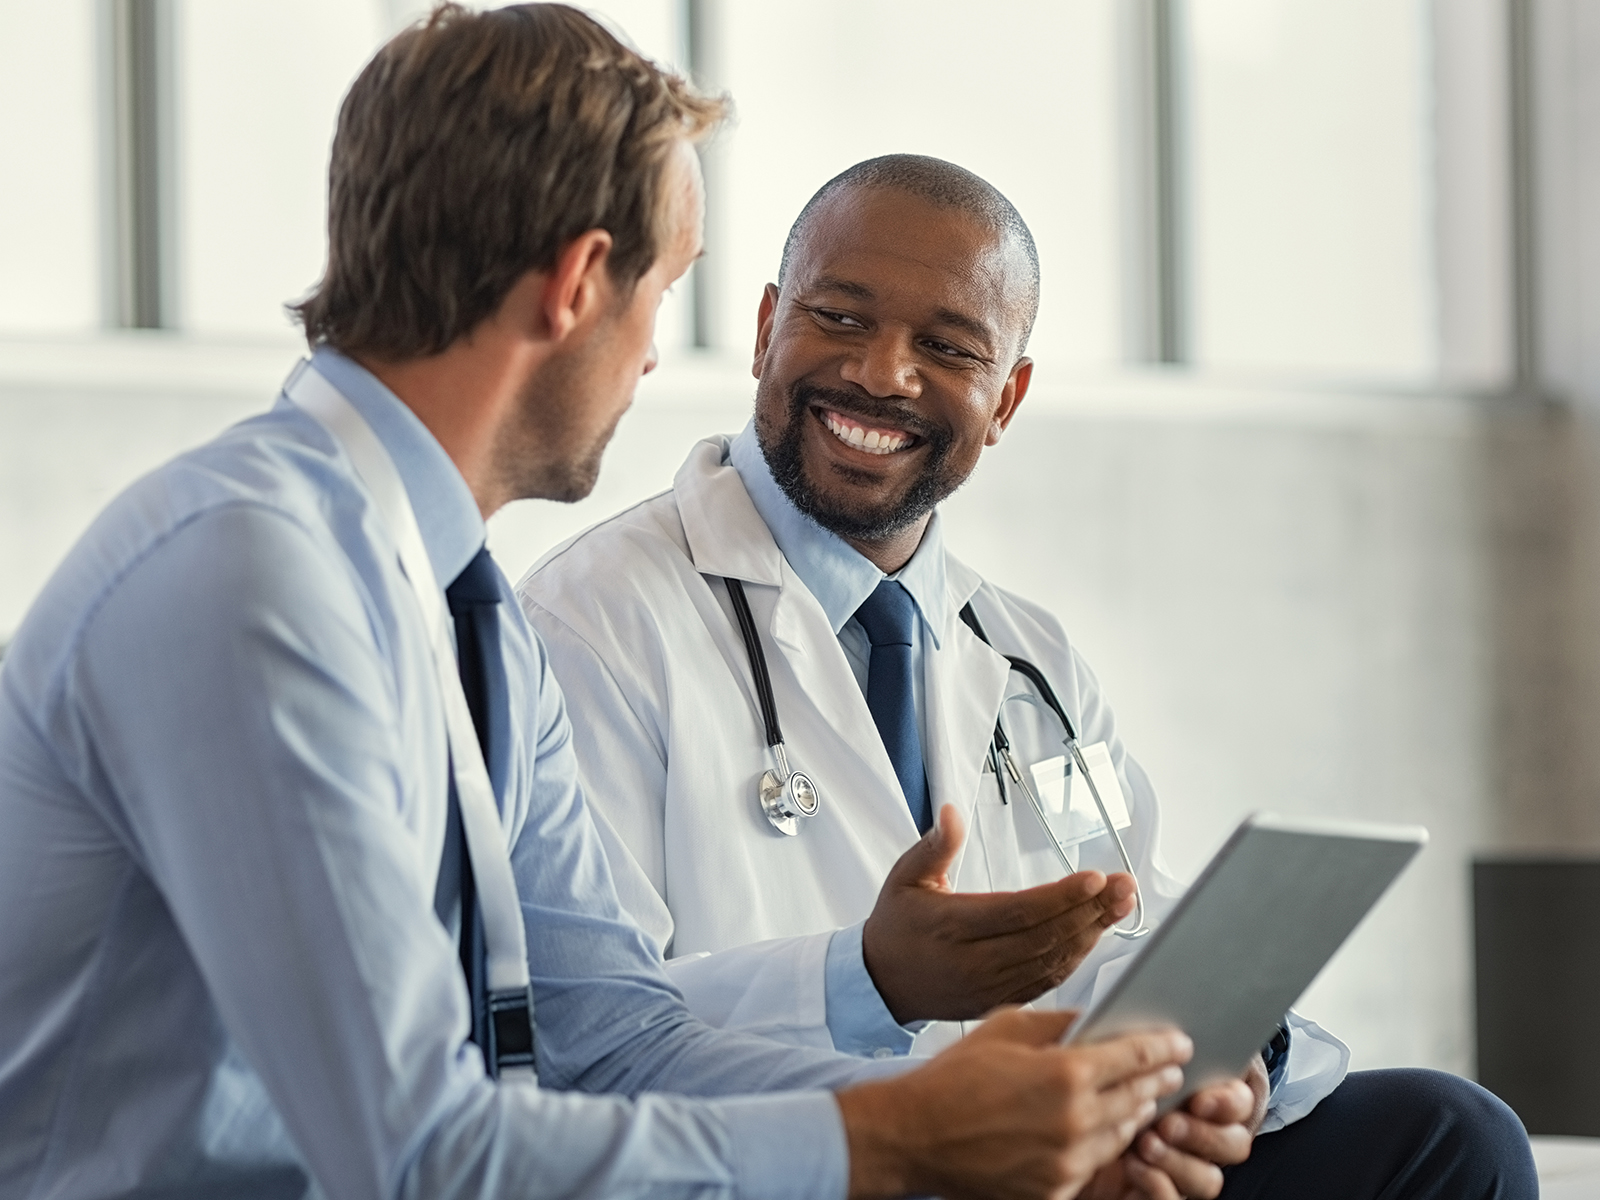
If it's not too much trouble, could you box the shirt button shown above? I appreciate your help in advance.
[873,1047,894,1060]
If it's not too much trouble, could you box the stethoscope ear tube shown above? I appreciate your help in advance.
[722,577,819,836]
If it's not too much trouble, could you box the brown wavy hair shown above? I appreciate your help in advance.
[291,3,726,359]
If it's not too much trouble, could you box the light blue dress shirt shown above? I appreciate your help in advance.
[0,351,887,1200]
[728,422,948,732]
[728,422,946,1057]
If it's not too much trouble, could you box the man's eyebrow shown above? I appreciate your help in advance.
[805,275,876,301]
[929,306,998,346]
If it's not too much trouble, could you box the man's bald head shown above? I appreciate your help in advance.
[777,154,1041,357]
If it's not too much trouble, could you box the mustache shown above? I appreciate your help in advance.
[788,382,949,447]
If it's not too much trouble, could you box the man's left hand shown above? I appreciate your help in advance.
[1084,1054,1268,1199]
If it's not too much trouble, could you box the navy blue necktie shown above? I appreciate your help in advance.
[443,546,514,1067]
[855,580,932,833]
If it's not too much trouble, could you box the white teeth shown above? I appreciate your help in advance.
[823,411,908,455]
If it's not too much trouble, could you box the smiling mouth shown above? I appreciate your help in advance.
[818,408,915,456]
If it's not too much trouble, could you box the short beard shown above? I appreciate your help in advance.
[758,380,961,543]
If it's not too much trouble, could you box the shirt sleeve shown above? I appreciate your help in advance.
[823,923,921,1058]
[503,609,906,1094]
[648,923,919,1058]
[68,505,873,1200]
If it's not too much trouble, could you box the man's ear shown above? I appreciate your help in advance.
[543,229,616,343]
[986,357,1032,445]
[751,283,780,380]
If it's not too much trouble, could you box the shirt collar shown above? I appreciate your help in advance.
[728,420,947,647]
[308,346,486,589]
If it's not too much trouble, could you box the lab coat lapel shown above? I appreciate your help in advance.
[926,555,1011,850]
[675,437,784,587]
[675,438,924,842]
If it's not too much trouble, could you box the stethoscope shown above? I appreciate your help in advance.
[723,577,820,835]
[957,603,1151,940]
[720,574,1152,940]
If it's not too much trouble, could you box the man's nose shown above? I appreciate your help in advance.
[838,332,921,398]
[641,340,660,377]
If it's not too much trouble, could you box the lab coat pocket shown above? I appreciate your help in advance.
[965,771,1025,892]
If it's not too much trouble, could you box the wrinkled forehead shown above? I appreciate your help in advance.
[784,184,1034,345]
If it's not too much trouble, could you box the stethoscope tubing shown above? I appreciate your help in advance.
[724,576,784,750]
[958,603,1151,940]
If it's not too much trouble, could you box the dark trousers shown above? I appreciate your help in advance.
[1220,1069,1537,1199]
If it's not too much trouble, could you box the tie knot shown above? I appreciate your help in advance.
[446,546,503,614]
[854,579,918,648]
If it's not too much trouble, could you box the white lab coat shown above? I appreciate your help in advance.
[517,435,1348,1130]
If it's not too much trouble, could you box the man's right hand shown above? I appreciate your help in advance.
[836,1008,1191,1200]
[862,805,1139,1023]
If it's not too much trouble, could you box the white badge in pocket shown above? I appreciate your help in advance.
[1028,743,1131,848]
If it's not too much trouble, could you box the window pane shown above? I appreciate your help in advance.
[0,3,99,333]
[177,0,384,336]
[712,0,1123,369]
[1186,0,1437,379]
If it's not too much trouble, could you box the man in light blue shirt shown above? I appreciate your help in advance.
[0,7,1196,1199]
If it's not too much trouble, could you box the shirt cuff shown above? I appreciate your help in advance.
[823,922,920,1058]
[718,1089,849,1200]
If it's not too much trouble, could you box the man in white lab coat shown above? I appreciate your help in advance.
[518,155,1535,1199]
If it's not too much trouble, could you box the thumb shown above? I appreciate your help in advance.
[885,803,966,890]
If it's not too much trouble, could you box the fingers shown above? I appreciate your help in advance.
[1126,1132,1235,1196]
[1054,1059,1187,1196]
[1093,1062,1184,1127]
[1063,1098,1165,1194]
[1234,1053,1273,1133]
[1064,1028,1193,1091]
[1122,1153,1188,1200]
[882,804,965,890]
[1152,1107,1253,1166]
[979,883,1140,995]
[942,869,1135,942]
[1121,1083,1255,1200]
[1184,1079,1255,1126]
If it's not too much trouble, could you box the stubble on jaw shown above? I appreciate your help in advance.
[756,378,961,543]
[496,350,626,506]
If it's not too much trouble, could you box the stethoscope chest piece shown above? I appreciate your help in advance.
[759,759,819,837]
[720,576,823,838]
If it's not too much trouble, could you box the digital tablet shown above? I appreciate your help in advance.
[1061,812,1426,1110]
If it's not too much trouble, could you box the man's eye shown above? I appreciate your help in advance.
[924,339,970,359]
[815,309,865,328]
